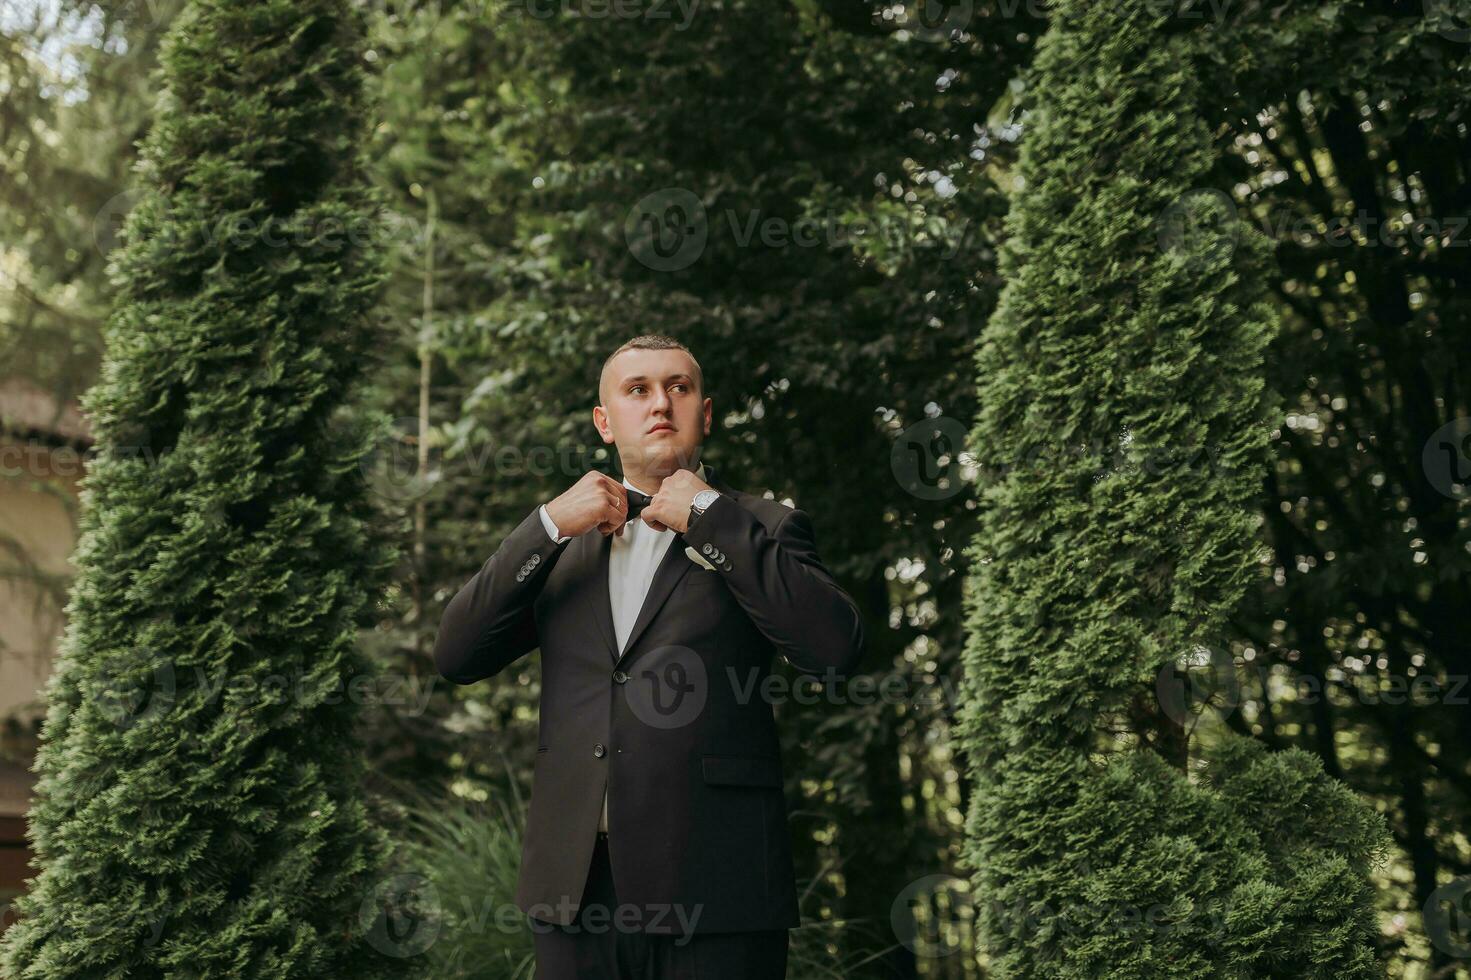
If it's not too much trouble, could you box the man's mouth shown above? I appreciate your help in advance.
[649,423,674,433]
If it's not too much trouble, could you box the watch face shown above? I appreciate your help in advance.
[693,490,720,511]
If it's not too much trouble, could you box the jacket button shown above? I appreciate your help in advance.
[612,670,628,684]
[701,543,713,556]
[594,743,606,758]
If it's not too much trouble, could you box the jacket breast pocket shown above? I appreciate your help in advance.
[702,754,783,788]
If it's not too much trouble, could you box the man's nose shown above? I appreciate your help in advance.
[651,388,672,414]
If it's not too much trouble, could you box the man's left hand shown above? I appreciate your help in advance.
[641,469,713,534]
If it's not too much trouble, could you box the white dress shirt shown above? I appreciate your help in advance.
[538,463,708,833]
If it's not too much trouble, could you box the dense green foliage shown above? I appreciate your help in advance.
[0,0,183,403]
[955,1,1387,975]
[1204,7,1471,971]
[4,0,1471,976]
[0,0,407,976]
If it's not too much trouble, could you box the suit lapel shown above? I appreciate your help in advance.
[581,531,620,661]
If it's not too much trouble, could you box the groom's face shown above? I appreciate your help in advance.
[595,348,711,476]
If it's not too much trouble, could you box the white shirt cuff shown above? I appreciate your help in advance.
[539,504,570,544]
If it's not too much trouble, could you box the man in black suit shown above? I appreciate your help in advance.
[433,334,865,979]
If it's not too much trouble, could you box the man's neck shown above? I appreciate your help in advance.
[622,462,703,495]
[623,472,664,495]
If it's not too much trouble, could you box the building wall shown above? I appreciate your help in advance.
[0,434,84,937]
[0,437,79,726]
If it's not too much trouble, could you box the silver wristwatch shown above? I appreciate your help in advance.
[689,489,721,526]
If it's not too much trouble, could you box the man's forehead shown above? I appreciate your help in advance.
[603,349,696,385]
[600,353,697,394]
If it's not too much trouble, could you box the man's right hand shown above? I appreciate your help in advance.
[544,471,631,538]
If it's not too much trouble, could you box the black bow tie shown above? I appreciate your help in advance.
[625,487,653,519]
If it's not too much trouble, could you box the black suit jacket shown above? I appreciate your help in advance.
[432,465,865,934]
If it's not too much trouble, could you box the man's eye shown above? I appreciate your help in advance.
[672,384,688,392]
[630,386,645,395]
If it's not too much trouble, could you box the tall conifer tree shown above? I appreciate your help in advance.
[956,1,1387,976]
[0,0,402,975]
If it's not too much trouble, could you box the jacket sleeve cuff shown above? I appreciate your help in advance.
[539,504,571,544]
[680,492,742,566]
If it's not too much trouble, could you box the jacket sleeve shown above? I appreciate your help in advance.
[432,505,572,684]
[680,494,865,676]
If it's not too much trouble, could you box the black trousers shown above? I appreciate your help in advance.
[531,831,789,979]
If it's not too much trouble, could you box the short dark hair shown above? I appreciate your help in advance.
[599,334,705,403]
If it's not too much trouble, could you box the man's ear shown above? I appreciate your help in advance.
[593,405,615,444]
[702,397,712,436]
